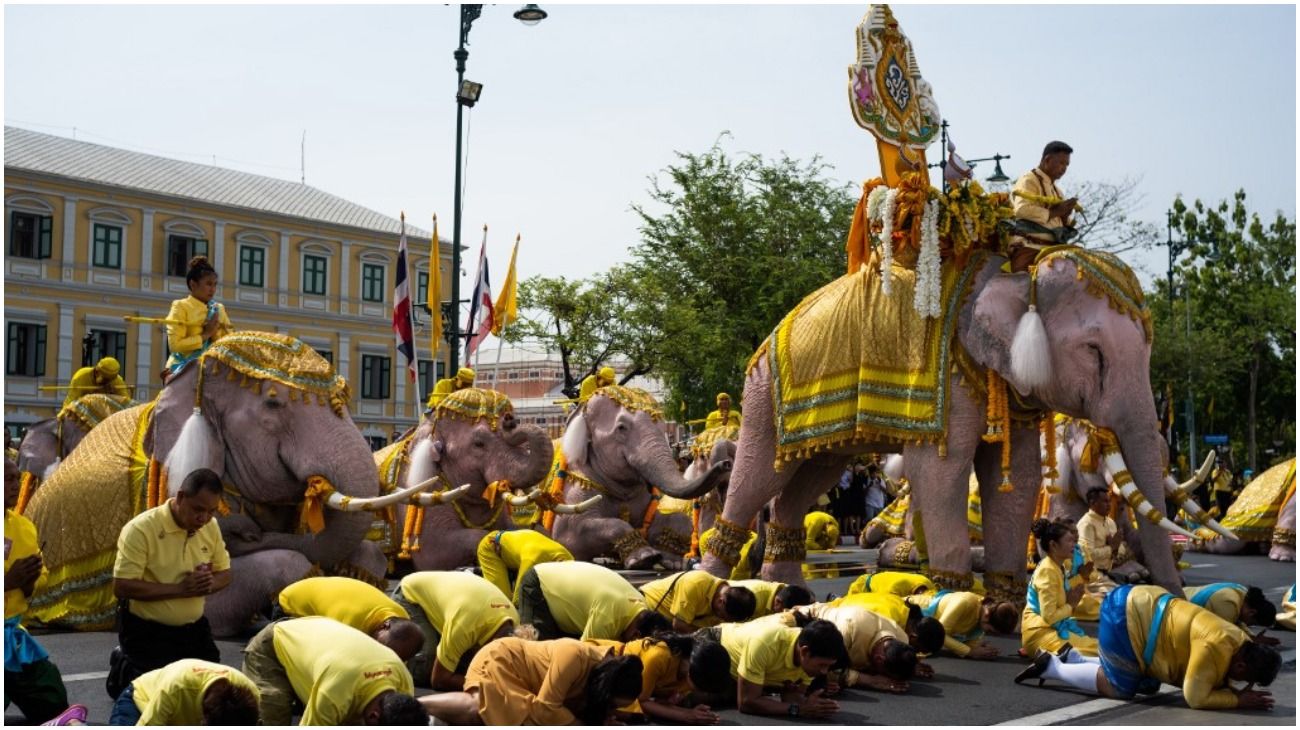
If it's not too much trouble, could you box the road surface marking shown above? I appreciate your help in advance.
[62,671,109,682]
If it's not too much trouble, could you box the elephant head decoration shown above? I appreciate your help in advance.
[546,386,732,569]
[14,393,135,511]
[1189,458,1295,562]
[375,387,557,571]
[666,248,1192,601]
[25,332,410,635]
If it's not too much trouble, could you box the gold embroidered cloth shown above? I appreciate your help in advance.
[435,388,514,431]
[754,253,985,468]
[691,424,740,458]
[594,385,663,422]
[1199,458,1295,542]
[58,394,135,431]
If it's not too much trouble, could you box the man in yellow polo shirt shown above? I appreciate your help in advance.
[241,616,426,725]
[845,570,936,597]
[641,570,756,633]
[476,528,573,603]
[109,468,230,699]
[63,356,130,408]
[517,561,669,641]
[1020,585,1281,711]
[700,618,842,719]
[832,593,945,660]
[395,571,520,690]
[904,591,1018,659]
[731,579,813,618]
[276,576,424,661]
[782,602,922,693]
[109,658,259,725]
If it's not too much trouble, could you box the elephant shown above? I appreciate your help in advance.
[373,387,558,572]
[14,393,135,511]
[666,248,1189,603]
[682,424,739,555]
[1190,458,1295,562]
[24,331,422,636]
[546,386,732,569]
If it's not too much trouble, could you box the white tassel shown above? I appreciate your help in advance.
[882,453,905,482]
[1009,305,1052,393]
[407,439,436,491]
[42,459,61,481]
[164,407,218,495]
[561,412,588,465]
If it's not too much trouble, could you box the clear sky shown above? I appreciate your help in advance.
[5,2,1296,293]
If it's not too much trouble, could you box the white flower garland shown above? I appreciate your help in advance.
[913,198,943,318]
[866,185,887,222]
[877,188,898,294]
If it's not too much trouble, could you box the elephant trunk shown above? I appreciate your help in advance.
[499,424,555,489]
[639,444,731,501]
[1112,426,1184,594]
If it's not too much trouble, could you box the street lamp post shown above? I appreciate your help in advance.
[927,120,1010,192]
[447,4,547,372]
[1166,210,1216,476]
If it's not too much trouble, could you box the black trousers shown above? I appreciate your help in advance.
[515,567,562,640]
[107,603,220,698]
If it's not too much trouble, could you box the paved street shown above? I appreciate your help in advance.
[7,550,1294,726]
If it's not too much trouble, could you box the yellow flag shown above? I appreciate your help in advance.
[491,234,520,336]
[429,215,442,359]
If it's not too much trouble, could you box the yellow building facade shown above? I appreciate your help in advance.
[4,126,450,448]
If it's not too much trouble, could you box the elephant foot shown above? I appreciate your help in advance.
[759,560,806,586]
[698,554,733,578]
[614,532,662,571]
[624,547,663,571]
[1269,547,1296,562]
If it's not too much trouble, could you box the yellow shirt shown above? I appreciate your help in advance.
[1123,586,1249,710]
[587,638,688,709]
[1021,557,1098,657]
[704,409,742,430]
[166,295,231,356]
[62,366,130,409]
[4,508,45,620]
[534,561,647,640]
[847,571,935,597]
[477,529,573,602]
[905,591,984,657]
[400,571,517,674]
[1182,585,1244,627]
[272,617,413,726]
[792,602,906,685]
[731,579,783,617]
[640,571,724,628]
[1012,168,1072,245]
[1275,584,1295,631]
[803,511,840,550]
[112,501,230,626]
[1077,510,1117,571]
[834,592,909,627]
[277,576,408,634]
[719,621,809,687]
[578,374,615,403]
[130,659,259,726]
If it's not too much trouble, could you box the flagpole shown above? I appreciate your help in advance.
[493,232,520,377]
[402,212,423,422]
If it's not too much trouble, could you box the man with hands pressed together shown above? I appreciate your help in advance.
[108,468,231,698]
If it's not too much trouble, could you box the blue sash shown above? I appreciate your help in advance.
[1189,582,1244,608]
[921,589,950,617]
[1099,585,1172,698]
[1026,565,1085,640]
[4,615,49,673]
[864,573,875,593]
[1065,545,1086,580]
[1287,585,1296,604]
[923,589,984,643]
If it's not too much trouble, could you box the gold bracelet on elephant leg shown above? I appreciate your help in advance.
[892,539,919,568]
[653,528,692,559]
[1273,528,1296,550]
[763,523,807,564]
[703,516,751,568]
[613,531,652,564]
[925,567,976,593]
[981,570,1027,607]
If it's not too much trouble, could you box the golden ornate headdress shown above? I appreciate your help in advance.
[434,388,514,432]
[56,394,134,431]
[198,331,351,417]
[593,385,663,422]
[692,424,741,458]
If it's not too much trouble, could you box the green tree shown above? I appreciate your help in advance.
[1157,191,1296,472]
[628,138,857,421]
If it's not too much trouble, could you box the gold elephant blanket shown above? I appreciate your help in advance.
[1197,458,1295,542]
[752,253,986,468]
[25,402,156,629]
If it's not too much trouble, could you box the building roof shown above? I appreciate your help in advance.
[4,125,433,240]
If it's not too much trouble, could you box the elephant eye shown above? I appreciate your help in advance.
[265,399,285,410]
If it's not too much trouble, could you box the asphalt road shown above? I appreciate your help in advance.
[7,550,1295,726]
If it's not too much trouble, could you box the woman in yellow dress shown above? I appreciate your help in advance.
[1022,519,1099,658]
[591,632,732,725]
[418,637,643,725]
[164,256,231,380]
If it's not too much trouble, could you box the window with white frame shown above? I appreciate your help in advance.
[92,223,123,269]
[362,263,385,303]
[239,245,266,287]
[416,271,429,306]
[166,234,209,276]
[361,354,391,399]
[303,255,328,296]
[8,210,53,259]
[87,328,128,371]
[6,322,46,376]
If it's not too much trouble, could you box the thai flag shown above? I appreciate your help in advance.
[392,215,417,381]
[465,237,494,361]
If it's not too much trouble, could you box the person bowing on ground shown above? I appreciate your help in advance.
[275,576,425,661]
[640,570,756,633]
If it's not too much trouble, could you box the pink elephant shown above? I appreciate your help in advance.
[548,386,731,569]
[377,388,556,572]
[668,251,1187,604]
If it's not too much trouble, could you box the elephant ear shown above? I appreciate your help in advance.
[148,360,226,489]
[562,411,589,465]
[964,270,1035,394]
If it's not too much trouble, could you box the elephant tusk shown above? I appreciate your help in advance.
[325,479,432,512]
[507,488,542,507]
[552,495,602,514]
[1103,449,1198,540]
[1163,475,1239,542]
[411,483,472,506]
[1179,451,1217,492]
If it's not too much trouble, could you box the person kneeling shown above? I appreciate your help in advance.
[108,659,259,726]
[695,618,845,720]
